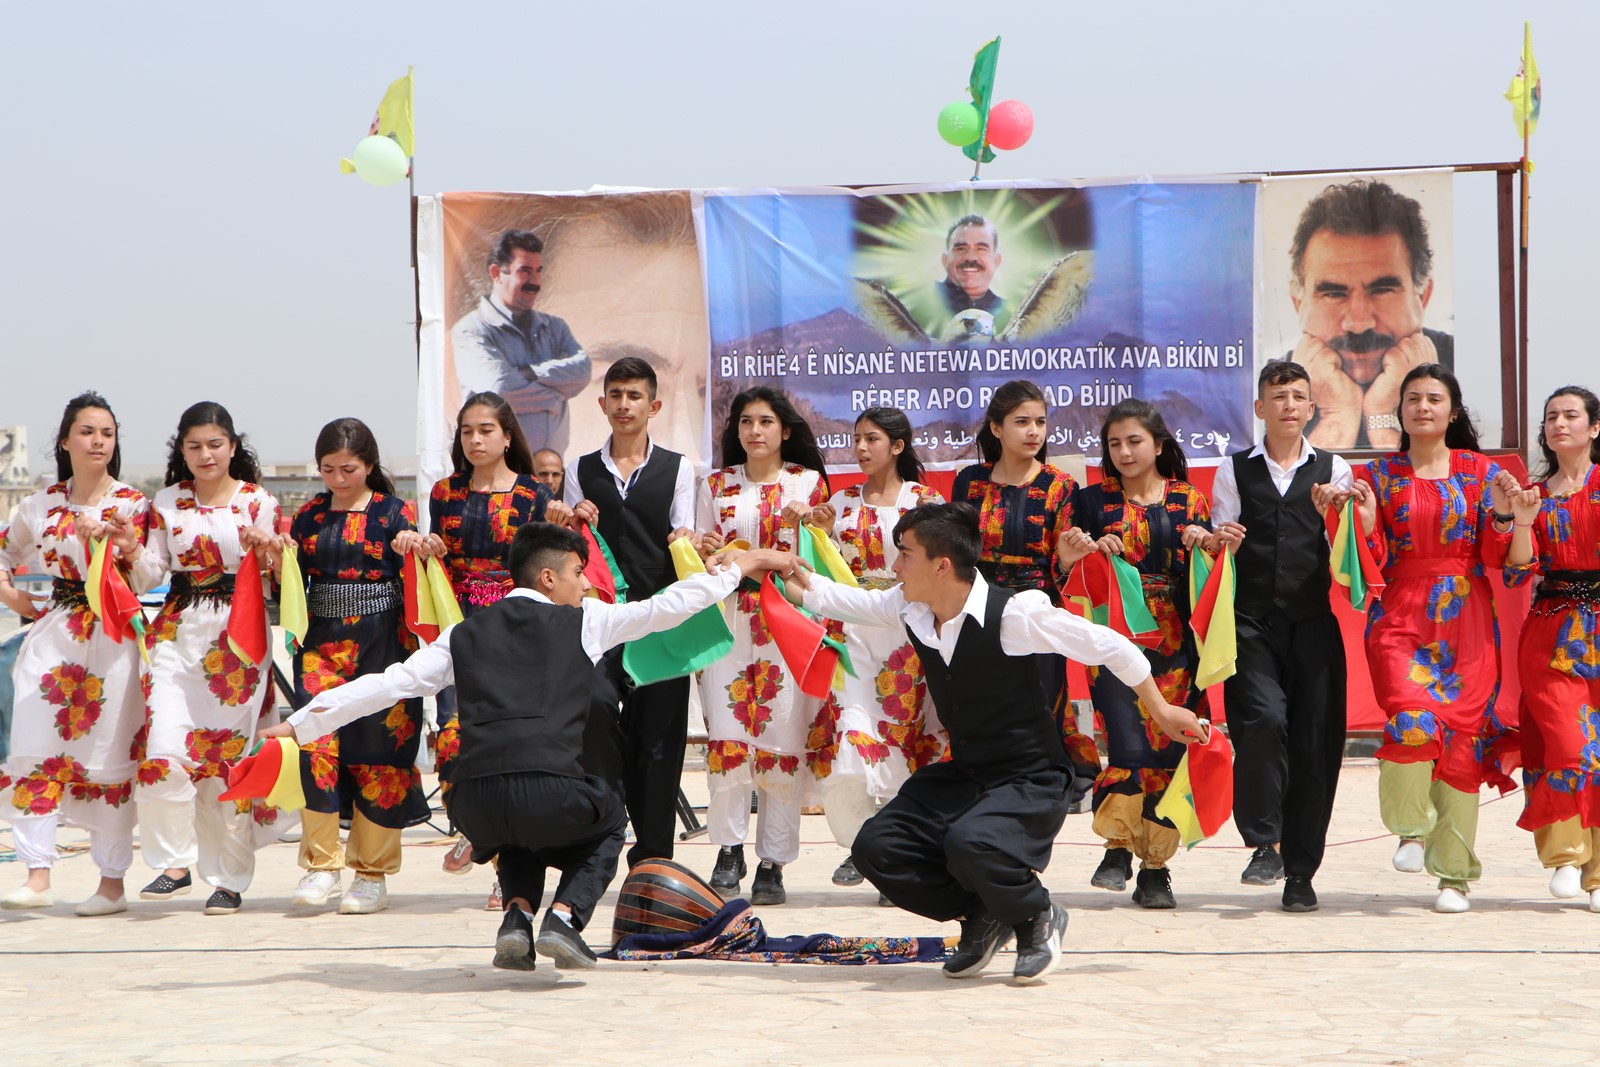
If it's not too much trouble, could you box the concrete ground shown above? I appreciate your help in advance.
[2,760,1594,1066]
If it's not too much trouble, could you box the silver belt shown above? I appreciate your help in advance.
[306,580,403,618]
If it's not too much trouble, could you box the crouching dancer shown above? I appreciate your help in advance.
[263,523,797,972]
[782,503,1205,984]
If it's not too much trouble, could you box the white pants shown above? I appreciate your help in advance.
[136,776,256,893]
[10,813,133,879]
[706,777,801,866]
[821,775,880,849]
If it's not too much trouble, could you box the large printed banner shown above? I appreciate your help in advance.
[416,172,1454,482]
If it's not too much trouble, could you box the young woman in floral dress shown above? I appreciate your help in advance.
[696,386,830,906]
[135,402,282,915]
[272,418,431,915]
[807,407,945,895]
[1,393,153,916]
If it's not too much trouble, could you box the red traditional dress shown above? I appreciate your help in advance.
[1358,450,1517,793]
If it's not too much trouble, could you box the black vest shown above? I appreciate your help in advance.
[448,595,592,781]
[905,584,1067,785]
[577,445,682,599]
[1231,448,1334,621]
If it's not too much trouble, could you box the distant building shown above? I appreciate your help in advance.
[0,426,33,520]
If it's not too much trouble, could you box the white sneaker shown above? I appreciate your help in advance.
[1392,840,1425,873]
[292,870,341,907]
[338,875,388,915]
[74,893,128,917]
[1590,889,1600,914]
[1,885,53,910]
[1550,865,1582,899]
[1434,886,1470,913]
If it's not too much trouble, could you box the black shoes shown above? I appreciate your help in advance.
[832,856,864,886]
[1240,845,1285,886]
[1090,848,1134,891]
[749,861,786,905]
[1012,904,1070,984]
[493,908,537,971]
[203,888,242,915]
[139,872,193,901]
[1282,875,1319,913]
[1132,867,1176,910]
[710,845,747,897]
[943,913,1014,979]
[536,910,598,969]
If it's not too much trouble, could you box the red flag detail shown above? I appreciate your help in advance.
[1187,727,1235,837]
[217,738,283,803]
[757,572,841,699]
[225,548,269,665]
[579,524,619,605]
[96,546,144,645]
[402,552,439,643]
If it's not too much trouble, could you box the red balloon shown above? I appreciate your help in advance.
[986,100,1034,151]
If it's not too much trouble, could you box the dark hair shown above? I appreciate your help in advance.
[451,391,535,476]
[1536,385,1600,479]
[893,502,980,581]
[975,379,1049,464]
[1258,359,1311,394]
[1396,364,1481,453]
[603,355,658,399]
[1100,398,1188,481]
[1290,179,1432,293]
[54,391,122,482]
[507,521,587,587]
[718,386,830,494]
[164,402,261,487]
[856,407,925,484]
[489,229,544,268]
[314,417,395,496]
[946,214,999,251]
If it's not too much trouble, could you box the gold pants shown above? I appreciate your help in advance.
[1378,760,1480,890]
[1092,792,1180,869]
[1533,818,1600,892]
[298,809,402,878]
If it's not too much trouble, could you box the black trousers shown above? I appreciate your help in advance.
[617,672,692,867]
[445,771,626,932]
[1224,606,1347,878]
[852,763,1070,928]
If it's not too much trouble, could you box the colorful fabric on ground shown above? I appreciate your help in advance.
[1325,497,1385,611]
[278,543,308,653]
[1153,727,1234,849]
[580,523,628,604]
[1064,550,1161,648]
[218,736,306,812]
[225,549,269,665]
[623,537,735,686]
[605,898,947,965]
[86,536,147,656]
[1187,547,1237,689]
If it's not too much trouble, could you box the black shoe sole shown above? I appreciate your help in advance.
[1131,888,1176,910]
[832,869,865,887]
[536,929,598,970]
[1282,900,1319,913]
[1089,871,1128,891]
[1012,907,1070,985]
[493,930,537,971]
[943,929,1014,979]
[1240,870,1284,886]
[749,890,786,906]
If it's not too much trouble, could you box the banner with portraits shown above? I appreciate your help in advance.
[415,171,1454,481]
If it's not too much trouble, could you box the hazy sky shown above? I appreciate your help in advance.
[1,2,1589,475]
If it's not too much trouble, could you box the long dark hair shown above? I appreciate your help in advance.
[1100,398,1188,482]
[857,407,925,485]
[54,391,122,482]
[719,386,830,494]
[1396,364,1481,453]
[164,402,261,486]
[451,391,534,477]
[1535,385,1600,479]
[315,417,396,496]
[975,379,1049,464]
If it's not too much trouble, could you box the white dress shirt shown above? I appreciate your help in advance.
[285,566,744,744]
[1210,436,1354,526]
[800,572,1152,690]
[564,436,698,532]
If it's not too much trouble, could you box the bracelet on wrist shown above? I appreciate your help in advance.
[1491,510,1514,523]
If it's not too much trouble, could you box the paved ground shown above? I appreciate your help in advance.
[2,760,1594,1066]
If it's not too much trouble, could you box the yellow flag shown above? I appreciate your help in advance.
[425,556,464,628]
[262,737,307,812]
[1153,753,1204,850]
[670,536,708,578]
[1193,550,1237,690]
[339,67,414,173]
[279,544,308,653]
[802,524,859,587]
[1505,22,1540,137]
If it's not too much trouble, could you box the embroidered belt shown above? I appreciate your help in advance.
[456,575,510,607]
[167,571,233,610]
[51,578,89,610]
[861,576,897,591]
[1535,569,1600,608]
[307,580,403,618]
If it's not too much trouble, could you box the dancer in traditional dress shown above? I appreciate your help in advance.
[262,524,798,971]
[696,386,829,905]
[1353,364,1521,913]
[1065,400,1210,909]
[950,380,1098,802]
[422,391,570,906]
[135,402,281,915]
[1503,386,1600,912]
[1,393,152,915]
[271,418,430,914]
[807,408,945,895]
[785,502,1206,983]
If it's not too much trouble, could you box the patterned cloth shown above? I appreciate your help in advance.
[695,463,827,799]
[0,481,149,830]
[289,492,429,829]
[808,481,947,793]
[605,898,948,965]
[1358,451,1517,793]
[1504,464,1600,831]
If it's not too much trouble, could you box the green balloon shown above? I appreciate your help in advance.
[352,135,409,187]
[937,101,982,147]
